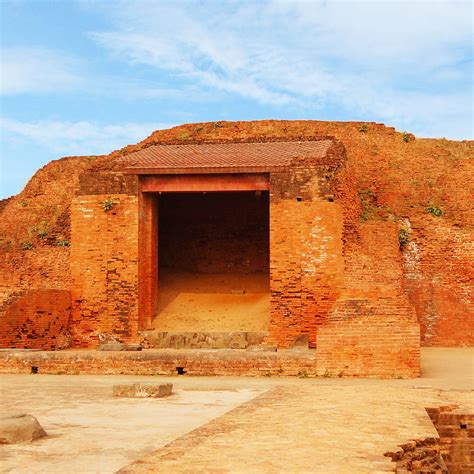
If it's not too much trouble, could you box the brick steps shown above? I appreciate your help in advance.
[140,331,269,349]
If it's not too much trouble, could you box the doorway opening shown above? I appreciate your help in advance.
[152,191,270,332]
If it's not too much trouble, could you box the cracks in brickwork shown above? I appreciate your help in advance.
[400,218,438,344]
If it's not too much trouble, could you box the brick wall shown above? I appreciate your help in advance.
[266,143,346,348]
[2,121,472,351]
[65,139,422,378]
[69,142,347,351]
[0,349,317,377]
[317,221,421,378]
[0,289,71,350]
[317,312,420,378]
[268,198,343,348]
[70,194,139,347]
[427,406,474,473]
[403,218,474,346]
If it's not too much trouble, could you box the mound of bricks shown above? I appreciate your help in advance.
[113,382,173,398]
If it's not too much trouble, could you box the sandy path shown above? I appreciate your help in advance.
[153,271,270,332]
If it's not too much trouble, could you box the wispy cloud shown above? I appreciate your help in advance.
[86,0,472,138]
[1,1,471,138]
[0,45,193,102]
[0,118,172,155]
[270,1,472,68]
[0,47,84,95]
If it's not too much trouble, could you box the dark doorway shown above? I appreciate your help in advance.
[153,191,270,332]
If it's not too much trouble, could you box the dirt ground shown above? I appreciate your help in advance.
[0,348,472,473]
[152,271,270,332]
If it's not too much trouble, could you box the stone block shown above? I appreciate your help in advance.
[123,344,143,351]
[97,343,142,351]
[0,413,46,444]
[247,345,278,352]
[97,343,126,351]
[113,383,173,398]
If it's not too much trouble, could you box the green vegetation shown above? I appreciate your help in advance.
[21,241,33,250]
[427,204,443,217]
[398,227,410,249]
[359,123,368,133]
[402,132,412,143]
[56,240,70,247]
[102,199,114,212]
[358,189,376,222]
[34,220,49,238]
[28,221,49,239]
[359,190,397,222]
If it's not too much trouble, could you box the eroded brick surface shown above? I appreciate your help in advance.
[0,349,318,377]
[427,406,474,474]
[1,120,471,377]
[70,194,139,347]
[0,290,71,350]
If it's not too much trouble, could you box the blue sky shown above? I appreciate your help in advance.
[0,0,472,198]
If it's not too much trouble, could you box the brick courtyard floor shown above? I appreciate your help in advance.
[0,348,472,473]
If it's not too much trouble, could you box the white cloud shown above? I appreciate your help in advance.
[84,0,472,138]
[88,2,332,106]
[0,118,172,155]
[2,1,471,139]
[0,45,191,101]
[87,0,472,116]
[270,0,472,68]
[0,47,84,95]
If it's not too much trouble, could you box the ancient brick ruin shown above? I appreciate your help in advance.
[386,406,474,473]
[1,120,472,378]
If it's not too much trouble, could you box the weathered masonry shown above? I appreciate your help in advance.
[65,140,419,375]
[64,139,420,377]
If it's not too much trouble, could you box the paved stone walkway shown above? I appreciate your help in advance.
[119,348,473,473]
[120,385,472,473]
[0,348,472,473]
[0,381,264,473]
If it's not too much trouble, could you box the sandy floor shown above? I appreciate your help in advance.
[152,271,270,332]
[0,381,264,474]
[0,348,472,473]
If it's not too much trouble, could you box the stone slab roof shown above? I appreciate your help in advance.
[124,140,333,174]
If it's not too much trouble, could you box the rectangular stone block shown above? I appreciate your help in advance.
[97,343,142,351]
[113,383,173,398]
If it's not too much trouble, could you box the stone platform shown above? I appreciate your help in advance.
[113,382,173,398]
[141,331,268,349]
[0,348,317,377]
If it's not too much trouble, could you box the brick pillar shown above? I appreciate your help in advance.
[268,197,343,348]
[70,194,139,346]
[138,191,158,330]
